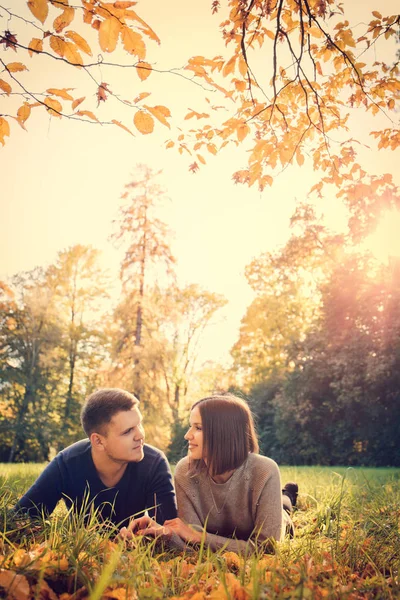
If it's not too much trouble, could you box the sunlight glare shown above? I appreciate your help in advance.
[361,209,400,264]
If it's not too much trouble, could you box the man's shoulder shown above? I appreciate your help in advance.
[57,439,92,463]
[142,443,167,462]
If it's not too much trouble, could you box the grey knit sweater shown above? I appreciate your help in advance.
[174,453,288,553]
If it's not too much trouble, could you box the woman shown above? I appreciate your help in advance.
[122,394,297,553]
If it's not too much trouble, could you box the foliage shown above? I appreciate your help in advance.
[0,0,171,140]
[1,1,398,234]
[1,464,399,598]
[0,247,110,461]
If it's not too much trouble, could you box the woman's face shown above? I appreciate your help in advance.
[184,406,204,461]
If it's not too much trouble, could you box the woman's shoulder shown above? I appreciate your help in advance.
[247,453,280,477]
[174,456,190,480]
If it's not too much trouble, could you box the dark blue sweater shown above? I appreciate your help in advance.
[16,439,177,527]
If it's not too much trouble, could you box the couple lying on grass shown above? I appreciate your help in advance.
[16,388,298,553]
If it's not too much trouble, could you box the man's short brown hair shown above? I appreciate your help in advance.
[191,393,259,477]
[80,388,139,437]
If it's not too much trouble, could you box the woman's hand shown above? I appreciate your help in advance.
[120,515,171,540]
[163,518,202,544]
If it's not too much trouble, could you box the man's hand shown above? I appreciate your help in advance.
[119,515,170,540]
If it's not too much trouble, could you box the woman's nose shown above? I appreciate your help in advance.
[184,429,191,440]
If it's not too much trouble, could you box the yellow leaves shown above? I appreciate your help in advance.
[0,79,11,94]
[136,62,152,81]
[50,35,66,58]
[6,63,27,73]
[99,17,121,52]
[387,98,395,110]
[53,7,75,33]
[71,96,85,110]
[134,91,151,103]
[46,88,74,100]
[207,143,217,155]
[75,110,98,121]
[16,103,31,129]
[223,55,236,77]
[112,119,134,135]
[28,38,43,56]
[65,31,92,55]
[0,117,10,146]
[234,79,247,92]
[134,111,154,134]
[122,28,146,59]
[237,122,250,142]
[63,41,83,65]
[27,0,48,24]
[296,149,305,166]
[0,569,30,600]
[238,55,247,78]
[143,104,171,128]
[44,97,62,117]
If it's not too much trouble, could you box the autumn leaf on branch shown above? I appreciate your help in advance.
[0,31,18,52]
[97,82,111,106]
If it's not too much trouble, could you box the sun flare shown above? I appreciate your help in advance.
[361,209,400,264]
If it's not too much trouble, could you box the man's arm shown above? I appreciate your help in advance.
[146,453,177,524]
[15,457,63,519]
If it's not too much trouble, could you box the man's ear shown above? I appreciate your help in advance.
[90,432,104,450]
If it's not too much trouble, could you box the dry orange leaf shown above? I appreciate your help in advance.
[72,96,85,110]
[75,110,98,121]
[207,143,217,155]
[28,37,43,56]
[114,1,137,8]
[0,117,10,146]
[136,61,151,81]
[27,0,48,24]
[133,91,151,103]
[99,17,121,52]
[122,28,146,59]
[133,111,154,134]
[17,103,31,126]
[112,120,134,136]
[50,35,66,58]
[143,104,170,128]
[0,79,11,94]
[6,62,27,73]
[53,7,75,33]
[222,55,236,77]
[63,41,83,65]
[65,31,92,55]
[0,569,30,600]
[46,88,74,100]
[44,97,63,116]
[237,122,250,142]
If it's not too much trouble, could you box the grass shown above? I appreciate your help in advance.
[0,464,399,599]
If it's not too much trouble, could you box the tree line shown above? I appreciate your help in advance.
[230,204,400,467]
[0,165,227,462]
[2,176,399,466]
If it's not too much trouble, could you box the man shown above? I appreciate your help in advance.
[16,388,177,528]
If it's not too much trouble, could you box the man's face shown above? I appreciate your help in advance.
[100,407,145,464]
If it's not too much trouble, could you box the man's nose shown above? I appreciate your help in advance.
[135,425,145,440]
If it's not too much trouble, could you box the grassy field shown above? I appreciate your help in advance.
[0,464,399,599]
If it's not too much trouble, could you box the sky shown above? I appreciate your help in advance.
[1,0,399,365]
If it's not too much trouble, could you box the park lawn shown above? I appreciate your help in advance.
[0,464,399,599]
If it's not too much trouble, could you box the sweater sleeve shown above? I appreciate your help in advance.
[15,457,63,518]
[145,452,177,524]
